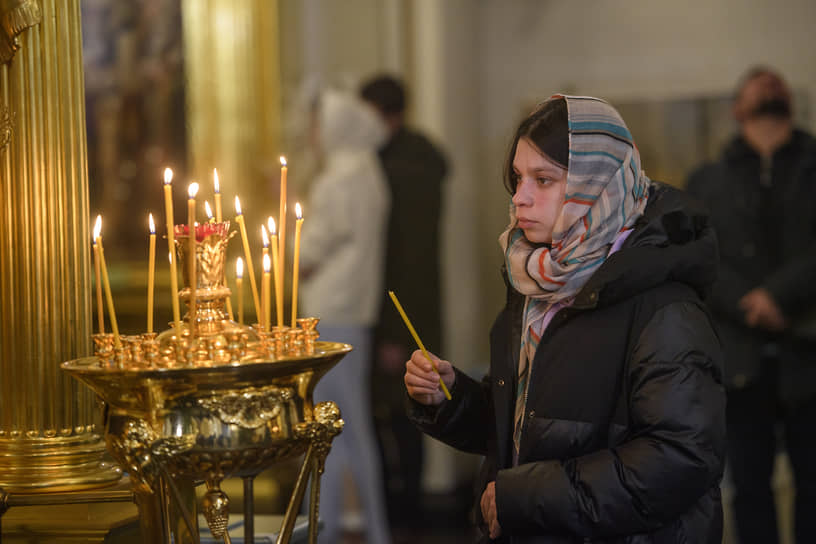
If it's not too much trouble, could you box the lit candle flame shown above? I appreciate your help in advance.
[236,257,244,278]
[295,202,302,220]
[164,167,173,185]
[263,253,271,272]
[280,156,287,167]
[93,215,102,240]
[204,201,213,220]
[261,225,269,247]
[149,213,155,234]
[268,217,276,235]
[188,182,199,199]
[213,168,220,194]
[235,196,242,215]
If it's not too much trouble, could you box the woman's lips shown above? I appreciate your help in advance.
[517,218,536,229]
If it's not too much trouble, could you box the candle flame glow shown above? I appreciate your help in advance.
[149,213,155,234]
[188,182,199,199]
[236,257,244,278]
[261,225,269,247]
[295,202,302,219]
[267,217,276,235]
[234,196,242,215]
[213,168,220,193]
[168,252,173,264]
[93,215,102,240]
[204,201,213,219]
[280,156,287,167]
[263,253,271,272]
[164,168,173,184]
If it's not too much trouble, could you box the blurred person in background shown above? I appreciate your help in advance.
[359,74,448,534]
[687,66,816,544]
[300,88,392,544]
[405,95,725,542]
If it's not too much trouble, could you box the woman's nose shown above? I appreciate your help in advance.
[512,179,531,206]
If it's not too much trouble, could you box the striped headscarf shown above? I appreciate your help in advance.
[498,96,650,459]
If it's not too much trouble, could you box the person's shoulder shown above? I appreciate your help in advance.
[400,127,447,158]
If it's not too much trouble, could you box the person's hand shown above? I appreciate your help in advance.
[404,349,454,406]
[480,481,501,539]
[739,287,787,332]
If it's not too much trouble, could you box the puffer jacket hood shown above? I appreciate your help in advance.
[317,88,388,155]
[572,182,719,310]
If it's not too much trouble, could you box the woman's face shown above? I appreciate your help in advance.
[511,137,568,244]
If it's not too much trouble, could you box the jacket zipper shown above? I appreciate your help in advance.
[515,309,567,461]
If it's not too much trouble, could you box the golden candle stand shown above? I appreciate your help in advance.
[61,224,350,544]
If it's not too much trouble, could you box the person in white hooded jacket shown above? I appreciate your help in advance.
[300,88,392,544]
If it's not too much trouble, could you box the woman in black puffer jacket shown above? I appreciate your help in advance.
[404,95,725,543]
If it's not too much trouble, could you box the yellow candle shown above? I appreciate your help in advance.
[213,168,222,222]
[212,169,234,320]
[278,156,287,305]
[95,219,120,349]
[235,196,262,324]
[261,225,271,330]
[262,253,271,331]
[236,257,244,325]
[163,168,182,333]
[268,217,282,327]
[261,224,270,263]
[188,183,199,335]
[147,213,156,333]
[388,290,451,400]
[291,203,303,327]
[92,215,104,334]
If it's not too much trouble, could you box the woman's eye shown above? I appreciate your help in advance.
[537,177,552,185]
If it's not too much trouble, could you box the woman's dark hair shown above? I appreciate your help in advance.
[504,97,569,194]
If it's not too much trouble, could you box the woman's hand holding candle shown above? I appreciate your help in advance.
[404,349,455,406]
[389,290,451,400]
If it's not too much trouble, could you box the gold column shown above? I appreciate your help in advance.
[181,0,282,222]
[0,0,121,491]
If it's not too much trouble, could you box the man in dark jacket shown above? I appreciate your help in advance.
[686,67,816,544]
[360,74,448,530]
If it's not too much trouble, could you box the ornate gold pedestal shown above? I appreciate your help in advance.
[63,343,348,544]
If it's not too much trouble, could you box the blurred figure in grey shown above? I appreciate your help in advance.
[687,66,816,544]
[300,88,391,544]
[360,74,448,533]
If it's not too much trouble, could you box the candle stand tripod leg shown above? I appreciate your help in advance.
[276,445,316,544]
[308,460,323,544]
[243,475,255,544]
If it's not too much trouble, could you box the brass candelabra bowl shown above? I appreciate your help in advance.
[61,223,347,544]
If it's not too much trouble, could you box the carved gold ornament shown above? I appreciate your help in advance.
[0,0,41,65]
[0,105,11,151]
